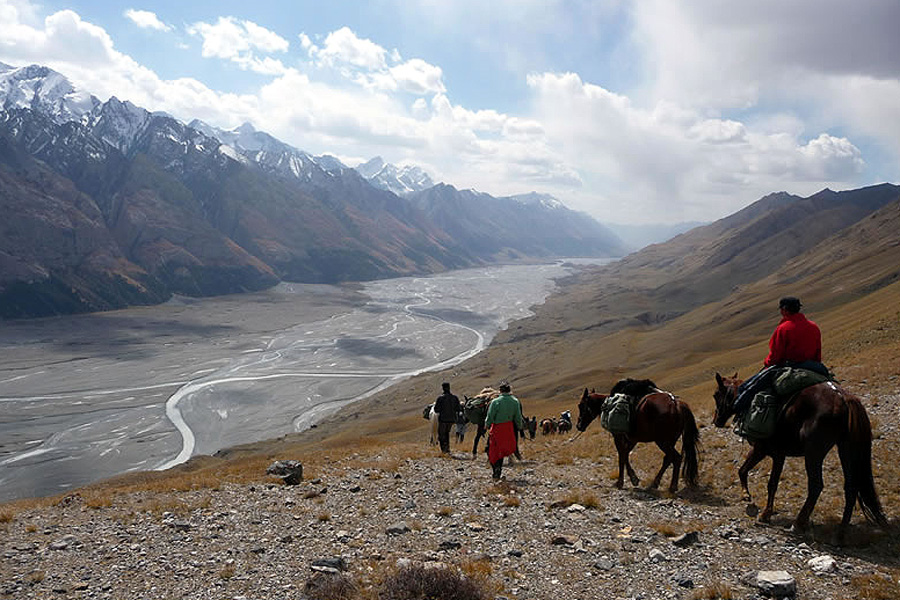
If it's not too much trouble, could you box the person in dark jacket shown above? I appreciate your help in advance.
[733,297,824,413]
[433,382,460,453]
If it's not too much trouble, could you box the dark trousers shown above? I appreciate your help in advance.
[733,366,779,414]
[438,421,453,453]
[491,459,503,479]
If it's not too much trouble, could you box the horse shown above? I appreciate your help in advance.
[557,411,573,434]
[426,403,438,445]
[526,416,538,439]
[576,379,700,493]
[540,418,558,435]
[713,372,887,539]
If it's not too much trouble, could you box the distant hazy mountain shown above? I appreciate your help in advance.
[407,184,627,259]
[607,221,707,252]
[356,156,435,195]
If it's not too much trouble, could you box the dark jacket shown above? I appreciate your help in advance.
[434,392,461,423]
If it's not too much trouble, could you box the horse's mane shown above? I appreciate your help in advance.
[609,378,659,398]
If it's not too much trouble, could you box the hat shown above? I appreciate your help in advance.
[497,379,511,392]
[779,297,802,313]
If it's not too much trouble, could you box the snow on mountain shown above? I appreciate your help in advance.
[0,64,99,125]
[188,119,342,182]
[356,156,435,195]
[87,96,152,153]
[508,192,565,210]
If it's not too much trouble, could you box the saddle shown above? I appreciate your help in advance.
[737,367,831,441]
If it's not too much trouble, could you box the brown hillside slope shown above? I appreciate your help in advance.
[4,188,900,599]
[139,189,900,465]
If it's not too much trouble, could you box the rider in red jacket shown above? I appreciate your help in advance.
[733,297,824,413]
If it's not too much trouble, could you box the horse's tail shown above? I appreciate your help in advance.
[845,396,888,527]
[680,402,700,487]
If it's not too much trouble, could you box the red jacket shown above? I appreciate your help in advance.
[764,312,822,367]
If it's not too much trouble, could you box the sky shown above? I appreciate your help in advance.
[1,0,899,225]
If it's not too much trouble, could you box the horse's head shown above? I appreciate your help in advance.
[577,388,604,432]
[713,372,741,427]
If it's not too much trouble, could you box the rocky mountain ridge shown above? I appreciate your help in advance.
[0,63,626,318]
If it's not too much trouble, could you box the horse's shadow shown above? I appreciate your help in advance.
[620,483,729,507]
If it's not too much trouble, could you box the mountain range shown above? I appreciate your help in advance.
[0,63,626,318]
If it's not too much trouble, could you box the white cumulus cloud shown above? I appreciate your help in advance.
[187,16,288,74]
[124,9,171,32]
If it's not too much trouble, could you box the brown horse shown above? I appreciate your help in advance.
[576,379,699,492]
[713,372,887,539]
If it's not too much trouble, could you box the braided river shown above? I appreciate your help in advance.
[0,260,608,502]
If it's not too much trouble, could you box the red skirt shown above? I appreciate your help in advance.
[488,421,517,464]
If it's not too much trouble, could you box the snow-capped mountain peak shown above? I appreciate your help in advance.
[0,63,99,125]
[509,192,565,210]
[355,156,435,195]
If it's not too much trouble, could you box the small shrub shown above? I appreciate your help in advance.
[218,564,236,580]
[690,582,733,600]
[27,570,45,585]
[502,495,520,507]
[852,573,900,599]
[436,506,453,517]
[378,564,489,600]
[0,511,13,523]
[317,512,331,522]
[304,572,358,600]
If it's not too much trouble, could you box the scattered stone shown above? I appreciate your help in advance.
[386,522,411,535]
[808,555,837,574]
[756,570,796,597]
[266,460,303,485]
[48,535,77,550]
[551,535,578,546]
[566,503,586,512]
[648,548,666,562]
[311,557,348,573]
[466,522,485,532]
[439,539,462,550]
[593,558,616,571]
[670,531,699,547]
[673,574,694,588]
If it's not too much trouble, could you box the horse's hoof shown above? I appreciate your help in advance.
[790,522,809,535]
[745,504,759,518]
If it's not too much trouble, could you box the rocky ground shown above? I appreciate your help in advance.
[3,412,899,600]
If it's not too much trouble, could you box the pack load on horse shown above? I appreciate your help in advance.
[463,387,499,425]
[713,372,887,541]
[735,366,832,441]
[598,393,634,434]
[540,417,558,435]
[557,410,573,433]
[577,379,700,493]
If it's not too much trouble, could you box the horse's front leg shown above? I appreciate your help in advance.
[737,445,768,503]
[760,454,785,523]
[616,435,640,487]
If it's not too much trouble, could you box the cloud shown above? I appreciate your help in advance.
[389,58,445,95]
[316,26,386,70]
[124,9,171,32]
[526,72,868,221]
[187,16,288,74]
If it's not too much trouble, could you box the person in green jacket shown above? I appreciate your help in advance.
[484,381,525,479]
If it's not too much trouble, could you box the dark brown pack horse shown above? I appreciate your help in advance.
[576,379,699,492]
[713,372,888,538]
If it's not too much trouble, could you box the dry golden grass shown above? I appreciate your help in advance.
[852,572,900,599]
[689,582,733,600]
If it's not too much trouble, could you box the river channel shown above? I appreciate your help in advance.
[0,260,607,502]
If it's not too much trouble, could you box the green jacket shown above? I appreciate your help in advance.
[485,393,525,430]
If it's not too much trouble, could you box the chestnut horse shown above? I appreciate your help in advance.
[713,372,887,539]
[576,379,699,492]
